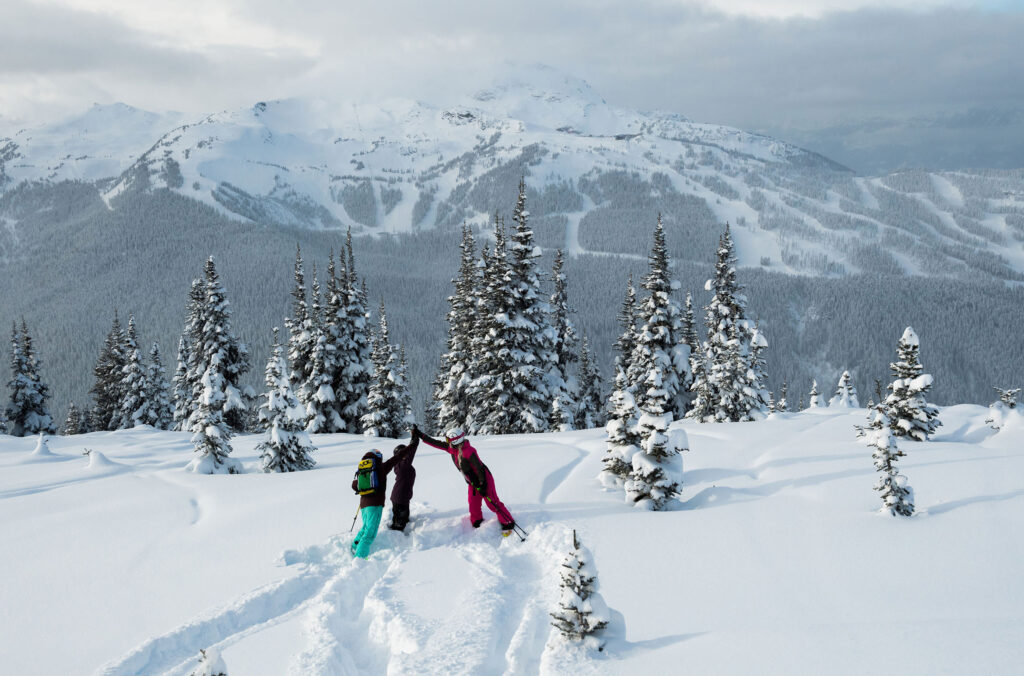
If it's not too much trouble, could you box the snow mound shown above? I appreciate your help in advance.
[30,434,54,457]
[84,449,123,471]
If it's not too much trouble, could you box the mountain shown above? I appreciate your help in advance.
[2,406,1022,674]
[1,65,1023,418]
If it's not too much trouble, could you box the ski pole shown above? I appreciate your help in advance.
[485,496,528,541]
[349,504,360,532]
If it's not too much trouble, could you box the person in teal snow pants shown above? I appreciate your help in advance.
[350,433,419,558]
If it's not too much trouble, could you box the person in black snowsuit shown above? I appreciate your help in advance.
[388,425,420,530]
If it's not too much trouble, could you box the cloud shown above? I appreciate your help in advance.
[0,1,1021,170]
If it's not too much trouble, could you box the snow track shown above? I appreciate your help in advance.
[96,507,569,676]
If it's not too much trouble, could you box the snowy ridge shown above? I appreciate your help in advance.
[4,66,1023,280]
[2,406,1023,675]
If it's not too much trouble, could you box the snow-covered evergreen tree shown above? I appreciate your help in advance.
[187,257,251,433]
[301,267,339,433]
[601,366,641,488]
[548,249,579,430]
[90,311,127,431]
[884,327,941,441]
[631,217,690,419]
[614,275,639,386]
[777,380,789,412]
[62,402,85,435]
[829,370,860,408]
[286,246,315,411]
[334,231,373,432]
[861,405,914,516]
[435,224,480,432]
[360,304,410,438]
[500,179,556,432]
[6,321,56,437]
[687,224,767,422]
[146,342,173,429]
[465,184,559,434]
[626,363,686,510]
[550,530,609,650]
[117,315,150,428]
[575,336,605,429]
[187,356,238,474]
[808,380,821,408]
[171,336,192,431]
[256,329,316,472]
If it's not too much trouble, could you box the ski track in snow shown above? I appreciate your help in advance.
[97,507,572,676]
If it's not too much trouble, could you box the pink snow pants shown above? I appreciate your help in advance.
[468,472,513,526]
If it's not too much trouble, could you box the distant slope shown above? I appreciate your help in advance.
[2,66,1024,418]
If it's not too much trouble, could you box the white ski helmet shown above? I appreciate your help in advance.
[445,428,466,445]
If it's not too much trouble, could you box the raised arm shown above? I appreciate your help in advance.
[418,431,450,452]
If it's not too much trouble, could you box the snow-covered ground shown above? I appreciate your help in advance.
[2,405,1022,675]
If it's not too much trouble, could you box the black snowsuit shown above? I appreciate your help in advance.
[388,435,419,530]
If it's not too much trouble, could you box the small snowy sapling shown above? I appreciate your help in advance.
[550,530,609,650]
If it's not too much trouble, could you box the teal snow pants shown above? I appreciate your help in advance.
[351,505,383,559]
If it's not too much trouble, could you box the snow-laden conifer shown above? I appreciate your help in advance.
[146,342,173,429]
[172,280,206,429]
[777,380,789,412]
[626,363,685,510]
[884,327,941,441]
[90,311,127,431]
[62,402,85,435]
[316,251,348,432]
[501,179,556,432]
[859,405,914,516]
[361,304,411,438]
[6,321,56,437]
[687,224,767,422]
[257,329,316,472]
[575,336,605,429]
[829,370,860,408]
[631,217,690,418]
[186,257,251,433]
[117,315,150,428]
[548,249,579,430]
[613,275,639,385]
[808,380,821,408]
[601,366,640,488]
[334,231,373,431]
[301,268,339,433]
[172,336,192,431]
[467,219,520,434]
[187,356,238,474]
[550,529,609,650]
[435,224,479,432]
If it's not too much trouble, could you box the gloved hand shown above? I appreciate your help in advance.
[411,424,420,439]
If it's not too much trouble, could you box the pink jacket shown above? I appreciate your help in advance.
[419,432,489,490]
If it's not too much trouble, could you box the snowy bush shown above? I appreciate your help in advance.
[189,648,227,676]
[550,530,609,650]
[987,388,1023,431]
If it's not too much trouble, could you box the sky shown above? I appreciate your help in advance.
[1,0,1022,173]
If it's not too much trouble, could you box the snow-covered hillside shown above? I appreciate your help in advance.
[3,65,1023,280]
[2,406,1022,675]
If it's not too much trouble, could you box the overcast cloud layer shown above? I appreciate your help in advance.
[1,0,1021,173]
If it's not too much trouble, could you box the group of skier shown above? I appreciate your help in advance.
[350,425,518,558]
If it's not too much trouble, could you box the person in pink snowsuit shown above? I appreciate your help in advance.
[417,427,516,532]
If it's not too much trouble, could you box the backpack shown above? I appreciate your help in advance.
[354,452,382,495]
